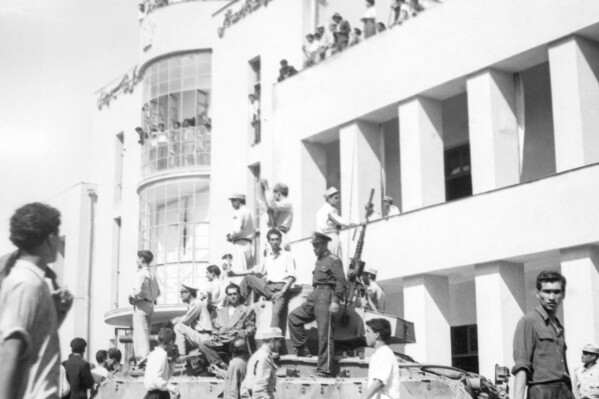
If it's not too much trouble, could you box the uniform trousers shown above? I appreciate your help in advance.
[288,286,335,373]
[173,323,212,355]
[528,381,575,399]
[239,275,290,334]
[133,300,153,360]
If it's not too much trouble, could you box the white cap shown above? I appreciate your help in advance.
[260,327,284,339]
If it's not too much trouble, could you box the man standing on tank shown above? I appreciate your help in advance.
[288,232,346,377]
[512,270,574,399]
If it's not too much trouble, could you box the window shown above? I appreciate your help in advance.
[115,132,124,202]
[139,179,210,304]
[111,217,121,309]
[451,324,479,373]
[445,143,472,201]
[249,56,261,145]
[249,164,261,263]
[140,52,212,176]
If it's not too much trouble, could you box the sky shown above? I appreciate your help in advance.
[0,0,140,248]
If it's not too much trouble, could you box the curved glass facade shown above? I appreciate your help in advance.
[141,52,211,177]
[139,178,210,304]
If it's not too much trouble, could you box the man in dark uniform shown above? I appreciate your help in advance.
[288,232,347,377]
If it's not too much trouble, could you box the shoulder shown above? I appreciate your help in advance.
[327,254,342,265]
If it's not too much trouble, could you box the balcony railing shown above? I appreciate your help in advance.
[141,126,211,176]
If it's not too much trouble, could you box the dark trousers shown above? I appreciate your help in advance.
[288,286,334,373]
[239,275,290,335]
[528,382,574,399]
[144,390,170,399]
[198,339,228,365]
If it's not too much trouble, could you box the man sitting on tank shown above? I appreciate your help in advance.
[230,228,296,335]
[197,283,256,370]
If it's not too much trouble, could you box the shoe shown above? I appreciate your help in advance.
[295,346,312,358]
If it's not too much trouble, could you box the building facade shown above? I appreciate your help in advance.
[91,0,599,382]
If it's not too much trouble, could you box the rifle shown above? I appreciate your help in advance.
[345,189,375,310]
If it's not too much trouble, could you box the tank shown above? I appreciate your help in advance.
[97,285,508,399]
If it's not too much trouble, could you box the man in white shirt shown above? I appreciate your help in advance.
[234,229,296,334]
[227,194,255,272]
[201,265,225,308]
[316,187,356,258]
[0,203,73,399]
[363,318,400,399]
[383,196,400,217]
[91,350,109,386]
[572,344,599,399]
[362,267,386,313]
[144,328,180,399]
[129,250,161,362]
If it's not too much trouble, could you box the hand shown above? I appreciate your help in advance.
[53,288,73,315]
[329,302,339,313]
[128,295,136,305]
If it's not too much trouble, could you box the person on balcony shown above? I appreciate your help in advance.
[350,28,363,46]
[383,196,400,217]
[227,194,255,272]
[332,13,351,53]
[302,34,320,67]
[277,60,297,82]
[316,26,332,60]
[362,0,377,38]
[248,94,260,144]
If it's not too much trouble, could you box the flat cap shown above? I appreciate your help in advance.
[228,193,246,201]
[383,196,393,202]
[332,12,341,18]
[325,187,339,197]
[311,232,332,243]
[583,343,599,355]
[364,267,378,276]
[261,327,285,339]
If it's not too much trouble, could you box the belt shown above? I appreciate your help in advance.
[314,284,333,289]
[233,238,252,244]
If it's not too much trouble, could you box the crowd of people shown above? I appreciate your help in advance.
[300,0,427,69]
[2,193,599,399]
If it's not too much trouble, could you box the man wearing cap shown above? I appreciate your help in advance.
[227,194,255,272]
[512,270,573,399]
[316,26,331,60]
[234,228,296,335]
[362,267,386,313]
[260,179,293,251]
[241,327,284,399]
[383,196,400,217]
[573,344,599,399]
[129,250,161,362]
[316,187,355,258]
[172,282,212,356]
[288,232,347,377]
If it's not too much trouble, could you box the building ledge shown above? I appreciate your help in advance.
[104,304,187,327]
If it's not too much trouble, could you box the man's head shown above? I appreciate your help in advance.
[383,195,394,209]
[314,32,322,40]
[536,270,566,314]
[311,232,331,258]
[376,22,386,32]
[107,348,122,370]
[229,193,246,209]
[221,253,233,273]
[226,283,241,306]
[230,337,249,358]
[363,267,377,284]
[280,59,289,68]
[316,26,325,34]
[96,350,108,366]
[332,12,342,23]
[273,183,289,199]
[324,187,340,206]
[157,327,176,350]
[366,0,375,6]
[365,318,391,347]
[10,202,61,263]
[70,337,87,354]
[128,356,137,367]
[267,229,283,253]
[136,250,154,268]
[248,93,256,102]
[180,282,198,302]
[206,264,221,281]
[581,344,599,365]
[261,327,285,352]
[353,27,362,36]
[305,33,314,43]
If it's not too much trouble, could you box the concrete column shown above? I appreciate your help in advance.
[549,36,599,172]
[300,142,328,237]
[467,69,520,194]
[339,121,382,223]
[474,261,525,380]
[560,245,599,371]
[403,274,451,364]
[398,97,445,212]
